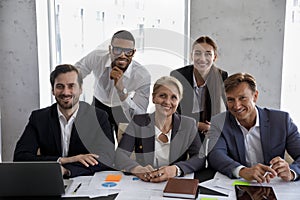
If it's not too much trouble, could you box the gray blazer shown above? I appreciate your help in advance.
[115,112,205,175]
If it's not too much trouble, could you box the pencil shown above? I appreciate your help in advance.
[263,164,273,177]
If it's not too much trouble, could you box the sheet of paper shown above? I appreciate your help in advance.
[62,176,93,197]
[89,171,123,191]
[212,172,250,191]
[62,175,112,198]
[199,179,230,195]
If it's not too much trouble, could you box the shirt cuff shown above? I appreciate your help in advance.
[121,97,131,110]
[291,169,298,181]
[233,165,245,178]
[175,165,183,177]
[57,157,62,164]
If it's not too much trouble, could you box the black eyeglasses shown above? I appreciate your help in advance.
[111,45,135,57]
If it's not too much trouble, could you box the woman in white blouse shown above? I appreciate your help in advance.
[115,76,205,183]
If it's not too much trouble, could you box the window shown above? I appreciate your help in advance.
[36,0,190,110]
[282,1,300,125]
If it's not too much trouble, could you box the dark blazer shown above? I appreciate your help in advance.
[115,112,205,175]
[171,65,227,141]
[14,101,115,177]
[207,106,300,180]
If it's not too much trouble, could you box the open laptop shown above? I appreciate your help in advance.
[0,161,65,197]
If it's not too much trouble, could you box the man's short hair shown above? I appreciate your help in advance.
[50,64,83,89]
[224,72,257,93]
[111,30,135,45]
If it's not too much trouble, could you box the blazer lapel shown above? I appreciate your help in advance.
[169,113,181,163]
[186,65,194,87]
[141,113,155,165]
[49,104,63,156]
[258,107,271,164]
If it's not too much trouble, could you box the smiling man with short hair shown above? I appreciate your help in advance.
[75,30,151,133]
[207,72,300,183]
[14,64,115,178]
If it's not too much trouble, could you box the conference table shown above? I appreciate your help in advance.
[1,168,299,199]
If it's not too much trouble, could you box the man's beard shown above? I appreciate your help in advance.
[111,58,129,72]
[55,95,79,109]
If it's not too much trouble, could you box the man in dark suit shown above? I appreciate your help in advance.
[14,64,115,178]
[207,72,300,183]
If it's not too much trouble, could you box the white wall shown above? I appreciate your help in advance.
[0,0,39,161]
[190,0,286,108]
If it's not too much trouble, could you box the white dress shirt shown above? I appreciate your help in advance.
[154,126,171,168]
[75,49,151,119]
[192,74,206,114]
[233,107,264,177]
[232,107,298,180]
[57,105,79,157]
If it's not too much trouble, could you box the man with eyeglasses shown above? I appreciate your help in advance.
[75,30,151,135]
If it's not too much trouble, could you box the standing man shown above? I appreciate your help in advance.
[14,64,115,178]
[75,30,151,133]
[207,72,300,183]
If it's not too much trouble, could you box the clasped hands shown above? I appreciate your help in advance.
[131,165,177,183]
[239,156,294,183]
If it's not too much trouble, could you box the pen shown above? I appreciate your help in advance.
[73,183,82,194]
[263,164,273,177]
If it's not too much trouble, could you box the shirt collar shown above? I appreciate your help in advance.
[235,106,260,128]
[193,73,207,88]
[154,126,171,144]
[57,104,79,122]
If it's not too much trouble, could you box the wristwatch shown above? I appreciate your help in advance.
[119,88,128,96]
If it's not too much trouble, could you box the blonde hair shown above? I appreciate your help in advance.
[153,76,183,100]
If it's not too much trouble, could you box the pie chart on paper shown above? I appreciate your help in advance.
[102,182,117,187]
